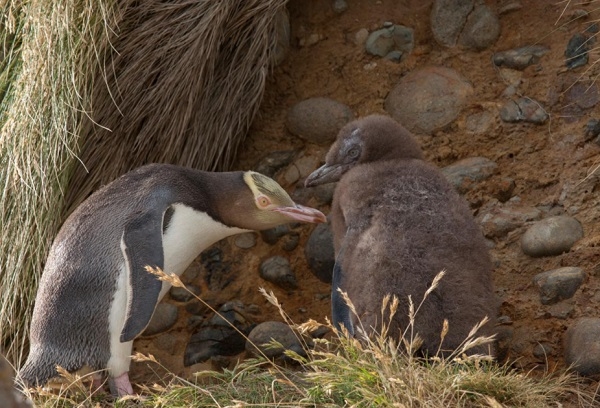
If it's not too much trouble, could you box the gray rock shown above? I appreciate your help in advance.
[1,354,31,408]
[385,66,473,134]
[332,0,348,14]
[234,232,257,249]
[441,157,498,194]
[532,342,554,359]
[500,98,548,124]
[353,28,369,45]
[521,215,583,257]
[305,223,335,283]
[563,81,600,111]
[254,150,297,178]
[493,45,550,70]
[286,97,354,144]
[431,0,473,48]
[458,4,501,51]
[281,233,300,252]
[565,317,600,377]
[259,256,298,290]
[260,224,290,245]
[365,25,414,61]
[465,110,494,134]
[169,284,201,303]
[201,247,233,292]
[533,267,586,305]
[565,33,589,69]
[478,204,542,238]
[143,303,178,336]
[294,183,336,205]
[246,321,307,360]
[184,301,254,366]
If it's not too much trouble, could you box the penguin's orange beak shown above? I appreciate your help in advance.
[272,204,327,223]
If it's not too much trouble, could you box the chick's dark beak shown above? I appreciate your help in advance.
[304,164,343,187]
[272,204,327,223]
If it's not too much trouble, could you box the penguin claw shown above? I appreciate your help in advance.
[109,372,134,396]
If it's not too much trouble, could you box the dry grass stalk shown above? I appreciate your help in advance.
[65,0,288,212]
[0,0,121,365]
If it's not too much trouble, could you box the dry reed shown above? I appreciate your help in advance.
[65,0,288,211]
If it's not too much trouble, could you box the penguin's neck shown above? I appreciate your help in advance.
[160,203,248,297]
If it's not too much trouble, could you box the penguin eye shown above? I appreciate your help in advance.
[348,147,360,159]
[257,195,271,208]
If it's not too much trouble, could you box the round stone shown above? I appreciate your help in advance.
[259,256,298,290]
[385,66,473,134]
[142,303,179,336]
[304,223,335,283]
[286,97,354,144]
[532,267,586,305]
[521,216,584,257]
[565,318,600,377]
[246,321,306,360]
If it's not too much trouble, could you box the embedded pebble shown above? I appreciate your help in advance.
[585,119,600,143]
[564,317,600,377]
[478,204,542,238]
[143,303,178,336]
[281,233,300,252]
[286,97,354,144]
[353,28,369,45]
[234,232,257,249]
[246,321,307,360]
[563,81,600,111]
[184,301,253,366]
[169,284,201,303]
[305,223,335,283]
[365,25,414,61]
[332,0,348,14]
[493,45,550,70]
[201,247,233,292]
[565,33,589,69]
[521,215,584,257]
[441,157,498,194]
[254,150,297,178]
[259,256,298,290]
[465,111,494,134]
[533,267,586,305]
[431,0,499,50]
[500,97,548,124]
[430,0,473,48]
[260,224,290,245]
[532,342,554,359]
[294,183,336,205]
[385,66,473,134]
[458,4,501,51]
[499,1,522,15]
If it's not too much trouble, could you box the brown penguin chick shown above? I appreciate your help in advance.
[305,114,497,356]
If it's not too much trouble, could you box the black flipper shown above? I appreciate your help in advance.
[120,209,165,342]
[331,242,355,336]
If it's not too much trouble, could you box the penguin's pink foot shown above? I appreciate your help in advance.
[91,372,104,393]
[108,372,134,396]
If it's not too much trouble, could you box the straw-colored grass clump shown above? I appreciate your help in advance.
[0,0,287,366]
[22,270,597,407]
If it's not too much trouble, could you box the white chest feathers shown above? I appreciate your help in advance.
[161,203,248,282]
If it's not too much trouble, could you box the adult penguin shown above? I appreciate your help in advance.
[305,114,496,357]
[19,163,326,396]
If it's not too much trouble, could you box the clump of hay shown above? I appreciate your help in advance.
[0,0,288,365]
[0,0,121,365]
[66,0,288,210]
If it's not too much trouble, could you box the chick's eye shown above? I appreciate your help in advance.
[348,147,360,159]
[257,196,271,208]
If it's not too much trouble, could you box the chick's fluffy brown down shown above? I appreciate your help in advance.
[325,115,497,356]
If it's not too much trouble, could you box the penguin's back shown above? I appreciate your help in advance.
[333,159,495,354]
[21,165,182,384]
